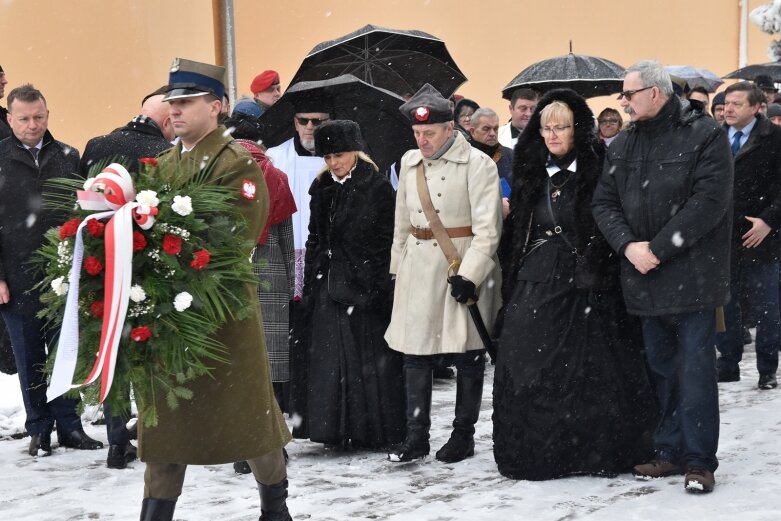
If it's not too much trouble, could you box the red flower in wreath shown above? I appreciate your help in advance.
[84,256,103,276]
[59,218,81,240]
[132,231,147,252]
[190,248,211,270]
[90,300,104,319]
[140,157,158,168]
[86,219,105,238]
[162,234,182,256]
[130,326,152,342]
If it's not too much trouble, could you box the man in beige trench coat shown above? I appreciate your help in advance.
[386,84,502,463]
[138,58,292,521]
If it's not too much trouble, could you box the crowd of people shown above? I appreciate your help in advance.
[1,54,780,519]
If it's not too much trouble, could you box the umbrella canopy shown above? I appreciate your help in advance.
[665,65,723,93]
[502,53,625,100]
[289,24,466,98]
[724,63,781,82]
[259,74,416,172]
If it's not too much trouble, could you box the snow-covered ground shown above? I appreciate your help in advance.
[2,346,781,520]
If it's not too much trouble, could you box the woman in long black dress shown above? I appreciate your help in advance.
[492,89,657,480]
[291,120,405,449]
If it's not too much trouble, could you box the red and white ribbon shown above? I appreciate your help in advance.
[47,163,158,403]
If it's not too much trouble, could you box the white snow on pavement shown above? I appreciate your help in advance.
[1,347,781,520]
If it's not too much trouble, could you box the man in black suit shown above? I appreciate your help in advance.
[716,81,781,390]
[0,84,104,457]
[78,88,173,468]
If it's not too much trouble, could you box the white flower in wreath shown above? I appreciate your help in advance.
[83,177,97,191]
[51,276,69,296]
[136,190,160,208]
[174,292,193,312]
[129,284,147,303]
[171,195,193,216]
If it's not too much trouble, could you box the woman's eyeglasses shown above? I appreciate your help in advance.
[540,125,572,136]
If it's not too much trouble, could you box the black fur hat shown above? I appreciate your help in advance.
[314,120,364,156]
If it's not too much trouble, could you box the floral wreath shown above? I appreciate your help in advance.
[35,158,257,427]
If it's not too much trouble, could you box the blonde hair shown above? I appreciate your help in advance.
[539,101,574,128]
[317,150,379,177]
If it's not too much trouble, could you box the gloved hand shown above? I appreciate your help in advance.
[449,275,478,304]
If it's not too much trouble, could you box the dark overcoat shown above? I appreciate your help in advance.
[78,117,172,177]
[728,114,781,266]
[0,131,80,315]
[138,126,292,464]
[303,159,395,307]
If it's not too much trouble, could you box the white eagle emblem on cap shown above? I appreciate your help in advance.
[170,58,180,73]
[241,179,257,200]
[415,107,430,122]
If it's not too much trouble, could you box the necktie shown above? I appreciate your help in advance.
[29,147,39,165]
[731,130,743,156]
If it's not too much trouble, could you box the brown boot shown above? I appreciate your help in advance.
[684,467,715,493]
[632,459,684,479]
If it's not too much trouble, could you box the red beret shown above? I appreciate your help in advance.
[251,70,280,94]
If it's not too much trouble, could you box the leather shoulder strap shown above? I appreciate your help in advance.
[415,163,462,275]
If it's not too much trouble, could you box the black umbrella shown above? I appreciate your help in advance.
[724,63,781,82]
[259,74,415,172]
[502,52,625,100]
[289,24,466,98]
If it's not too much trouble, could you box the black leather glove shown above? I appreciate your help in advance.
[449,275,478,304]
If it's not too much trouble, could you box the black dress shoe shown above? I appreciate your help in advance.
[106,442,137,469]
[717,367,740,383]
[28,432,52,457]
[759,373,778,390]
[57,428,104,450]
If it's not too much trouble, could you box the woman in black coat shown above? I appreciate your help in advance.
[291,120,405,449]
[492,89,657,480]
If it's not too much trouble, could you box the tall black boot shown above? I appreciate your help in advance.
[435,368,484,463]
[388,366,432,462]
[140,498,176,521]
[259,479,292,521]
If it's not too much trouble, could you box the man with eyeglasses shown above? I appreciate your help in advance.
[266,99,330,299]
[596,107,622,146]
[593,60,732,494]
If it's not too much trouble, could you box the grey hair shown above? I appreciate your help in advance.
[470,108,498,127]
[625,60,674,98]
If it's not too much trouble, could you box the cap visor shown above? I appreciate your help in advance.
[163,89,212,101]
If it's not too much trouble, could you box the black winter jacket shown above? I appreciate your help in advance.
[303,160,395,308]
[592,96,733,316]
[79,116,171,177]
[0,131,80,314]
[728,114,781,265]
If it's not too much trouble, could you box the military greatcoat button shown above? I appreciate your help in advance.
[435,209,440,213]
[437,193,441,197]
[441,176,445,180]
[427,162,432,166]
[416,241,421,245]
[418,209,422,213]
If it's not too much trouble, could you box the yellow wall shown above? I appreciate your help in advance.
[0,0,776,150]
[0,0,214,150]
